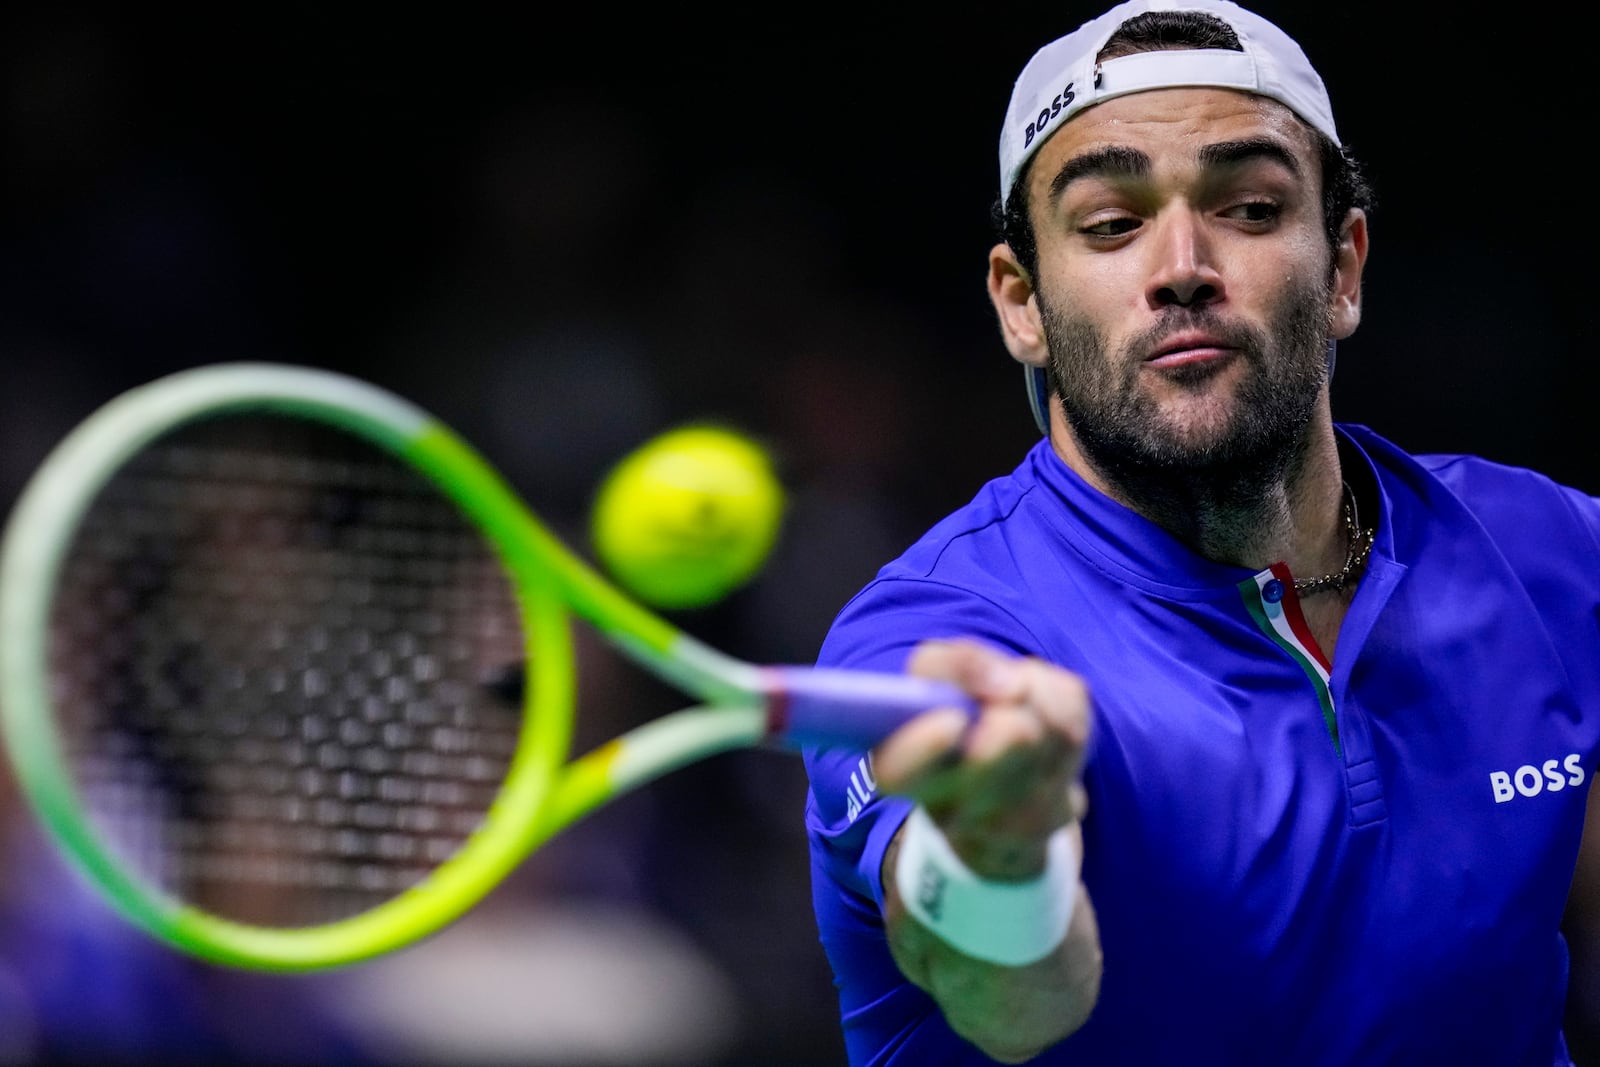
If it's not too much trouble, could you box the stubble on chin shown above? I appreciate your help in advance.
[1035,282,1333,536]
[1041,292,1328,475]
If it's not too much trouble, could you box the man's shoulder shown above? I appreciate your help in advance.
[1341,423,1600,558]
[884,473,1037,580]
[1345,423,1582,496]
[817,444,1069,669]
[862,439,1082,603]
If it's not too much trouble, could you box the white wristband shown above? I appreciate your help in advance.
[893,805,1079,967]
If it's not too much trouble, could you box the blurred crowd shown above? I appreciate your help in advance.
[0,5,1594,1067]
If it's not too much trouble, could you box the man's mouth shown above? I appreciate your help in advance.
[1144,333,1237,370]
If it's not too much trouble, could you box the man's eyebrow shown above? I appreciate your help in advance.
[1045,137,1303,202]
[1197,137,1302,176]
[1047,145,1150,201]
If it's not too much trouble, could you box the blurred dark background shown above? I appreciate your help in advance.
[0,4,1594,1066]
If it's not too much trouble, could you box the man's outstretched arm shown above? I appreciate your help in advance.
[874,639,1103,1063]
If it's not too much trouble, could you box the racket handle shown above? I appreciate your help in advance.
[762,667,979,748]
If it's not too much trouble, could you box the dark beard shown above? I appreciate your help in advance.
[1038,280,1332,550]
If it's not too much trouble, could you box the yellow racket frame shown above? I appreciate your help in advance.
[0,362,770,971]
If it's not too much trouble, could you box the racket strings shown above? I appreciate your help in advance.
[49,416,530,927]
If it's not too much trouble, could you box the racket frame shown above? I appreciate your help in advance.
[0,362,966,972]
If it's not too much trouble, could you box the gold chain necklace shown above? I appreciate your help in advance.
[1292,481,1374,598]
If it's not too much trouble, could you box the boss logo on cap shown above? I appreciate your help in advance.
[1022,82,1077,150]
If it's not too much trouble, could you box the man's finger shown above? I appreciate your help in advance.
[872,706,973,795]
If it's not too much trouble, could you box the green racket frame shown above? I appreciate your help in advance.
[0,362,773,971]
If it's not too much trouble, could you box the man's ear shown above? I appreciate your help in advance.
[1330,208,1368,341]
[987,243,1049,369]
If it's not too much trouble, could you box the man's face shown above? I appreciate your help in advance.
[1022,87,1335,480]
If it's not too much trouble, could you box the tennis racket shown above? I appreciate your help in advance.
[0,361,970,973]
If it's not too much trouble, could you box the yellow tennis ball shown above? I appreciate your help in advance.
[591,423,785,610]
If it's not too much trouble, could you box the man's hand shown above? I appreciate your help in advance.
[875,638,1100,1062]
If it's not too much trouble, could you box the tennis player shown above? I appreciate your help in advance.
[802,1,1600,1063]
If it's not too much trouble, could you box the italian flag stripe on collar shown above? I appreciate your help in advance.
[1239,562,1339,754]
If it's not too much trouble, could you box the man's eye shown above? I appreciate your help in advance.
[1082,217,1140,238]
[1226,200,1281,223]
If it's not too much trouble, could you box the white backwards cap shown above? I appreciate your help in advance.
[998,0,1340,209]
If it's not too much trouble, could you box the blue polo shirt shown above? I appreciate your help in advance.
[803,425,1600,1066]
